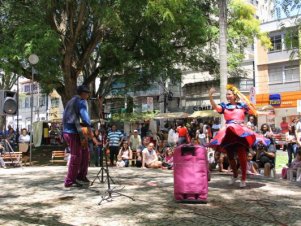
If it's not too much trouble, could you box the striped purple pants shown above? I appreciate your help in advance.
[63,133,89,187]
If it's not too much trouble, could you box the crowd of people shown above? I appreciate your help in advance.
[3,84,301,189]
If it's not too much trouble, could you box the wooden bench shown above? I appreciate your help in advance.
[51,150,68,163]
[2,152,22,167]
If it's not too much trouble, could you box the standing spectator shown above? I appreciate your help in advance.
[176,121,189,145]
[167,125,177,147]
[280,117,289,151]
[140,122,149,141]
[129,129,141,152]
[295,117,301,147]
[129,129,141,165]
[196,124,208,146]
[107,125,123,166]
[286,125,297,167]
[211,118,221,137]
[280,117,289,134]
[91,129,103,167]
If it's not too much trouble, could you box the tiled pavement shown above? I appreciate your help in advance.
[0,166,301,226]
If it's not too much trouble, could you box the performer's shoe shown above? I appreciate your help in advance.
[64,182,83,188]
[228,177,238,185]
[239,180,247,188]
[76,177,90,185]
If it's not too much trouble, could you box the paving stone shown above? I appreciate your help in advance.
[0,166,301,225]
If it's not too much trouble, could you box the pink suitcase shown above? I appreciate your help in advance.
[173,144,208,203]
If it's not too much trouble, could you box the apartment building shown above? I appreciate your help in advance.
[255,16,301,126]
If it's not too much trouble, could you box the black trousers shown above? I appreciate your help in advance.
[109,146,119,164]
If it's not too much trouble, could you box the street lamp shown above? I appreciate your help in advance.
[28,54,39,164]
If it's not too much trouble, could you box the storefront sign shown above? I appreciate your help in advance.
[269,94,281,106]
[297,100,301,113]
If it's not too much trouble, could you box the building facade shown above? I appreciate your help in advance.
[255,16,301,126]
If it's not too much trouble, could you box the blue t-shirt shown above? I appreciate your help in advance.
[107,130,123,147]
[63,95,91,134]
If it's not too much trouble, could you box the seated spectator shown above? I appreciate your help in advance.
[135,137,150,168]
[247,152,259,175]
[142,143,162,169]
[162,146,173,170]
[285,150,301,181]
[0,155,6,168]
[0,144,6,168]
[256,142,276,177]
[6,126,16,149]
[18,128,30,156]
[19,128,30,143]
[214,150,230,172]
[117,141,132,167]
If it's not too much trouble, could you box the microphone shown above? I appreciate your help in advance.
[88,97,98,100]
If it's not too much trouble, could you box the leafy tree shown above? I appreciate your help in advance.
[0,0,270,119]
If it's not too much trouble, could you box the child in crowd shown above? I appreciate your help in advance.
[162,147,174,170]
[246,152,259,175]
[117,141,132,167]
[135,150,142,167]
[283,150,301,181]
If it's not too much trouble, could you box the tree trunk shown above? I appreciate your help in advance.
[219,0,228,127]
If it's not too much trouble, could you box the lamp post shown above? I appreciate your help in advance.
[28,54,39,164]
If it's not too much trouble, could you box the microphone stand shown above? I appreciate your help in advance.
[89,96,134,205]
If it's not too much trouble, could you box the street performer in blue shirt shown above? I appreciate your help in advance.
[63,85,95,188]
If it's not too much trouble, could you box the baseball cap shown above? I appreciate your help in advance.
[77,85,91,94]
[134,129,138,133]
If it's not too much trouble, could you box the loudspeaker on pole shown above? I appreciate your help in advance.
[0,90,18,115]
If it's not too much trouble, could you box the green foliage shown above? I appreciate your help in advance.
[224,0,272,72]
[112,111,158,123]
[0,0,271,106]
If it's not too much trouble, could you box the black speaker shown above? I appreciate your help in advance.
[0,90,17,115]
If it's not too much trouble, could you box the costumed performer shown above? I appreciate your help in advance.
[209,85,257,188]
[63,85,100,188]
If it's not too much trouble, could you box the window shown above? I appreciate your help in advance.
[269,67,283,84]
[269,64,300,84]
[239,80,254,91]
[25,97,30,108]
[24,85,30,93]
[39,94,46,107]
[284,65,299,82]
[284,31,299,50]
[270,35,282,52]
[51,98,59,108]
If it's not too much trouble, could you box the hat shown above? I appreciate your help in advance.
[134,129,138,133]
[77,85,90,94]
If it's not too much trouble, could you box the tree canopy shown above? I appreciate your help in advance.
[0,0,270,112]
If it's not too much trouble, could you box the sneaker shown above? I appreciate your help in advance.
[64,182,83,188]
[240,180,247,188]
[228,177,238,185]
[76,177,90,185]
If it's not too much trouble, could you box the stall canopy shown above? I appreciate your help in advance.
[154,112,189,120]
[188,110,220,118]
